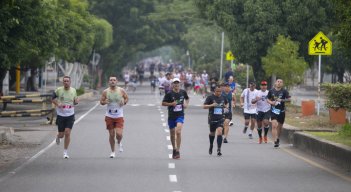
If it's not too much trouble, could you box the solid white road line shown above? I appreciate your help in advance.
[0,101,100,183]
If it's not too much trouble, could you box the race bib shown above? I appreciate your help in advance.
[272,107,281,115]
[214,107,222,115]
[174,104,183,112]
[107,104,119,115]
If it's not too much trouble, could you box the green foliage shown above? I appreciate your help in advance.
[76,86,85,96]
[262,35,308,88]
[233,64,255,88]
[194,0,334,80]
[322,83,351,111]
[339,123,351,137]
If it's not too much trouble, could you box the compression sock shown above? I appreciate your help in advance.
[217,135,223,149]
[209,135,215,145]
[257,127,262,138]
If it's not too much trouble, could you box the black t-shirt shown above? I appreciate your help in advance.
[267,88,290,113]
[163,89,189,119]
[204,94,228,122]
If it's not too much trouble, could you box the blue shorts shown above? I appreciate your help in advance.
[168,116,184,129]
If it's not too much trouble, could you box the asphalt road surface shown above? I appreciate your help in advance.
[0,85,350,192]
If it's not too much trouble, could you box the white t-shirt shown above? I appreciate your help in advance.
[241,88,259,114]
[124,74,130,82]
[256,90,271,112]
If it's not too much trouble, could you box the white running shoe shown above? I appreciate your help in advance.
[110,152,116,158]
[56,137,60,145]
[229,121,234,126]
[63,153,69,159]
[118,143,124,153]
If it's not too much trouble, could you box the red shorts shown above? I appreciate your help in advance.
[105,116,124,130]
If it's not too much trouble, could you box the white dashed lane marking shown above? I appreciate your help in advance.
[169,175,178,182]
[168,163,175,169]
[167,145,173,150]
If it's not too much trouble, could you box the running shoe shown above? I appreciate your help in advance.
[110,152,116,158]
[223,138,228,143]
[248,134,253,139]
[174,151,180,159]
[172,149,177,159]
[56,137,60,145]
[209,145,213,155]
[118,143,124,153]
[217,149,222,156]
[229,121,234,126]
[243,127,248,134]
[263,136,268,143]
[63,153,69,159]
[258,137,262,144]
[274,139,280,148]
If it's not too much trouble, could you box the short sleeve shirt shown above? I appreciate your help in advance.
[204,94,228,122]
[267,88,290,113]
[163,89,189,119]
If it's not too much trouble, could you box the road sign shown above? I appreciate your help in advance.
[308,32,332,55]
[226,51,235,60]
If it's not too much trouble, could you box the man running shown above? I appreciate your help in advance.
[162,78,189,159]
[267,79,291,148]
[203,85,228,156]
[52,76,79,159]
[251,81,270,144]
[100,76,129,158]
[240,82,258,139]
[221,83,236,143]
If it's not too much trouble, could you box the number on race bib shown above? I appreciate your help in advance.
[174,104,183,112]
[214,107,222,115]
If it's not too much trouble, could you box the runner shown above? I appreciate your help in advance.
[240,82,258,139]
[251,81,270,144]
[203,85,228,156]
[162,72,173,94]
[162,78,189,159]
[52,76,79,159]
[221,83,236,143]
[267,79,291,148]
[100,76,129,158]
[228,76,236,126]
[123,71,130,91]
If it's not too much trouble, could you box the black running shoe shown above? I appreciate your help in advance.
[209,145,213,155]
[174,151,180,159]
[172,149,177,159]
[274,139,280,148]
[248,134,253,139]
[243,127,248,134]
[223,138,228,143]
[217,149,222,156]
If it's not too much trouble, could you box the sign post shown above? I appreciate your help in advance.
[308,31,332,115]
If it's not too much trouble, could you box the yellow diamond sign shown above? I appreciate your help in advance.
[226,51,235,61]
[308,32,332,55]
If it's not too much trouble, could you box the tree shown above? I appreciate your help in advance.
[194,0,333,80]
[262,35,308,89]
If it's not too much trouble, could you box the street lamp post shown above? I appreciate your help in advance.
[186,50,190,69]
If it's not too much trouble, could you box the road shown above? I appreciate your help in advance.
[0,85,350,192]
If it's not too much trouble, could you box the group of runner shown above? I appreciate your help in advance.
[52,72,290,159]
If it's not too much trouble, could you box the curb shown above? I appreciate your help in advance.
[292,131,351,171]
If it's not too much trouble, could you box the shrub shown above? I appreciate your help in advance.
[76,87,85,96]
[322,83,351,111]
[339,123,351,137]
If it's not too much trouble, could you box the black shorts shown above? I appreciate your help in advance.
[244,113,257,120]
[209,119,224,132]
[224,112,232,120]
[271,112,285,124]
[257,111,271,121]
[56,115,75,132]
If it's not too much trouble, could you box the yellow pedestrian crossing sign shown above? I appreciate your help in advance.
[226,51,235,60]
[308,32,332,55]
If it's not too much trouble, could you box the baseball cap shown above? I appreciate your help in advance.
[172,78,180,83]
[261,81,267,85]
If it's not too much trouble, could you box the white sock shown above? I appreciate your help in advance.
[64,149,68,154]
[248,130,253,135]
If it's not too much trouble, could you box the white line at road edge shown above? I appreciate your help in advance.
[0,102,100,183]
